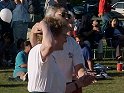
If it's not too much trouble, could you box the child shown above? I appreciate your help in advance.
[13,41,32,81]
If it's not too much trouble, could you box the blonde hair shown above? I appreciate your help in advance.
[38,17,68,43]
[45,17,67,36]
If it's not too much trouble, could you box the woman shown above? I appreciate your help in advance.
[105,17,124,60]
[28,17,68,93]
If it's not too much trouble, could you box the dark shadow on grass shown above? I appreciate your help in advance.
[108,72,124,77]
[96,82,112,85]
[93,82,113,85]
[101,62,116,66]
[0,66,14,70]
[94,61,117,67]
[0,70,13,73]
[0,84,27,87]
[94,59,116,61]
[96,78,114,81]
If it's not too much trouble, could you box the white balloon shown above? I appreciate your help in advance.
[0,8,12,23]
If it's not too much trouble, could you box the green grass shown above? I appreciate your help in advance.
[84,71,124,93]
[0,69,28,93]
[83,61,124,93]
[0,61,124,93]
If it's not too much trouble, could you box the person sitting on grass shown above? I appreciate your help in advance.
[75,35,94,71]
[13,40,32,81]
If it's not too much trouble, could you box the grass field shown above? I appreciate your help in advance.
[0,61,124,93]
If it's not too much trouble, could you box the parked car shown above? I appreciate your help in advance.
[72,5,86,19]
[111,1,124,18]
[71,2,98,19]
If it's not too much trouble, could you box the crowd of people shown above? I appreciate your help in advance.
[0,0,124,93]
[0,0,30,67]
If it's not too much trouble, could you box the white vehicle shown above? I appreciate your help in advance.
[112,2,124,17]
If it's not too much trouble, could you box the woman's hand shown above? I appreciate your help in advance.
[31,23,43,34]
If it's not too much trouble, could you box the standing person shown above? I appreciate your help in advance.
[98,0,113,33]
[12,0,30,46]
[13,41,32,81]
[30,5,95,93]
[0,0,15,37]
[28,17,67,93]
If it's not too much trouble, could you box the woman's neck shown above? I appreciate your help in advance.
[112,25,117,28]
